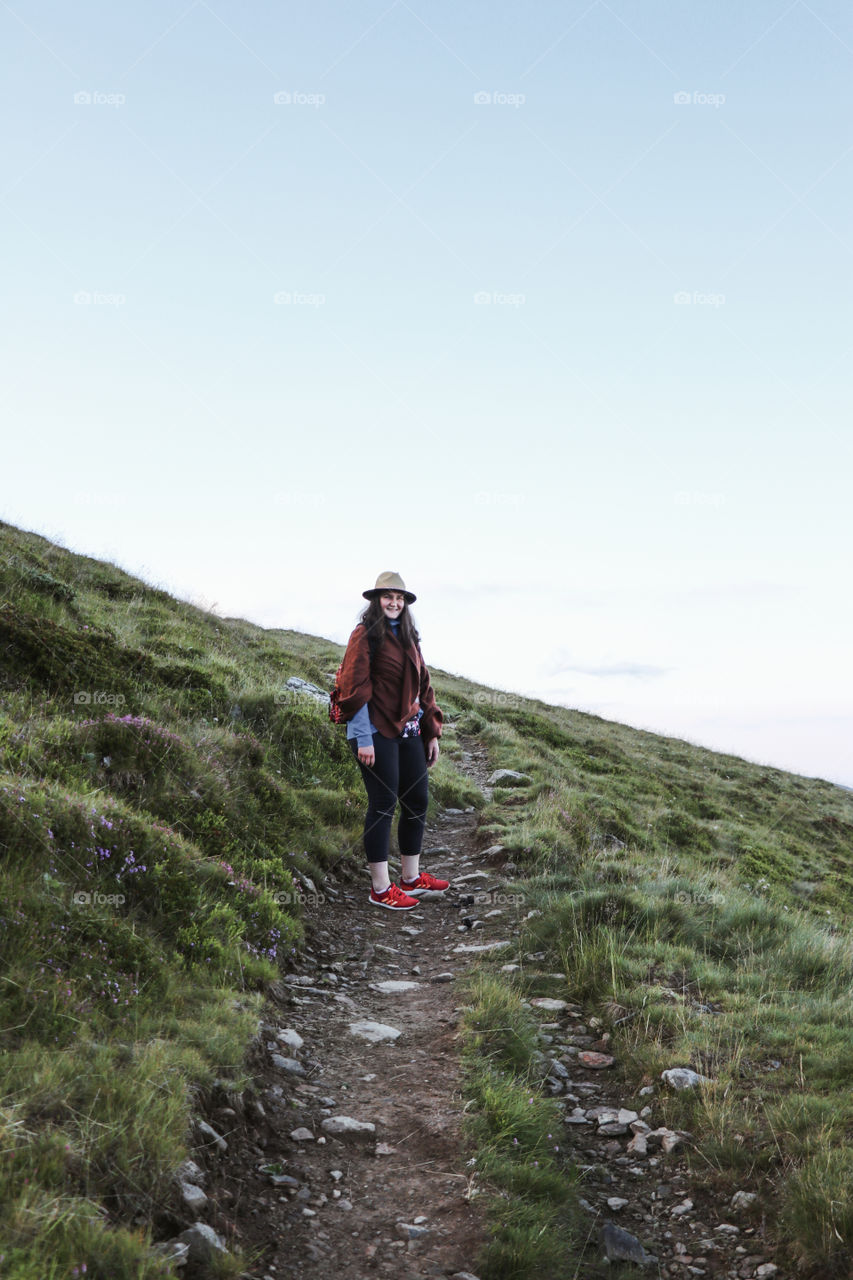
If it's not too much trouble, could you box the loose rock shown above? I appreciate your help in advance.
[320,1116,376,1139]
[348,1020,402,1043]
[661,1067,713,1090]
[601,1220,657,1267]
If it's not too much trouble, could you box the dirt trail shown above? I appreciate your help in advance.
[203,735,502,1279]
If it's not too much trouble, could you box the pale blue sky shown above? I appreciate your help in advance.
[2,1,851,785]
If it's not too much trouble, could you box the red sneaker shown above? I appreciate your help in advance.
[399,871,450,898]
[369,882,420,910]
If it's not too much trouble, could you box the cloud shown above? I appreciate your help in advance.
[541,653,670,679]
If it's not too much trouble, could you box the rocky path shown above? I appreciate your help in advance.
[169,736,785,1280]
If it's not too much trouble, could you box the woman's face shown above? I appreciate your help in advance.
[379,590,406,620]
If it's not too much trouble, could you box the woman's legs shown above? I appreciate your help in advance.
[397,734,429,880]
[349,733,428,890]
[349,733,399,891]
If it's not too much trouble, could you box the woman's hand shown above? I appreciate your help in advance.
[357,745,375,767]
[425,738,440,768]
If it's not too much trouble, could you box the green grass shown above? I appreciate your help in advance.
[447,704,853,1278]
[457,973,584,1279]
[2,518,853,1277]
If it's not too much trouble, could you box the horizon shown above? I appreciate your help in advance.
[3,1,851,788]
[6,515,852,791]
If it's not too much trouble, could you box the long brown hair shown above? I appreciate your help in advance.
[357,596,422,654]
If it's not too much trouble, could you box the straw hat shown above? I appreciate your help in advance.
[363,571,416,604]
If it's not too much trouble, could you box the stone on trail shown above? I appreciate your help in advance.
[271,1054,306,1075]
[177,1181,208,1215]
[578,1050,615,1069]
[289,1127,315,1142]
[396,1221,430,1239]
[150,1239,189,1267]
[276,1028,304,1051]
[661,1067,713,1090]
[371,980,421,993]
[452,940,510,954]
[178,1223,228,1264]
[601,1220,657,1267]
[529,997,570,1011]
[487,769,531,786]
[348,1020,402,1043]
[194,1119,227,1152]
[430,972,454,983]
[175,1158,206,1186]
[320,1115,376,1139]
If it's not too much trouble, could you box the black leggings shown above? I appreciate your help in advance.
[348,732,429,864]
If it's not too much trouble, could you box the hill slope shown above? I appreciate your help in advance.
[1,519,851,1279]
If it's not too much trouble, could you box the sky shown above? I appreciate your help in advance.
[2,1,852,787]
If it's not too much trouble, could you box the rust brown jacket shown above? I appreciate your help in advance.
[336,623,443,742]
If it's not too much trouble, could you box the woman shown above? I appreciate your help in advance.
[336,571,450,910]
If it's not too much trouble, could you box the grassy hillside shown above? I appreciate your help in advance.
[1,519,851,1278]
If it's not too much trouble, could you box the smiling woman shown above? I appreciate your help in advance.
[335,571,450,909]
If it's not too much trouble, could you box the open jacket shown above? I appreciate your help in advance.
[336,622,443,742]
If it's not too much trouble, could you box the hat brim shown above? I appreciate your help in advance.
[363,589,416,604]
